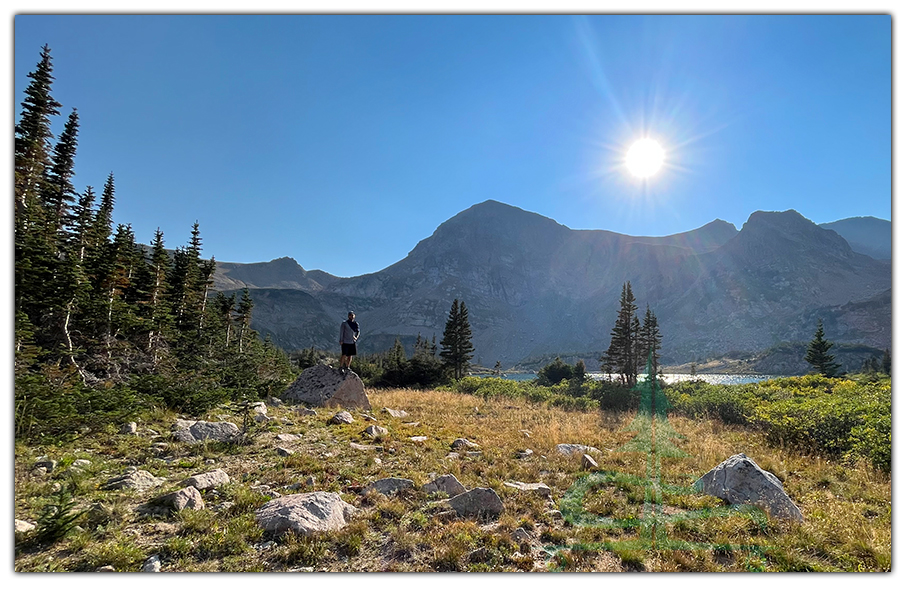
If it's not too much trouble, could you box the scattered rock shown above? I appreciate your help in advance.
[120,422,138,435]
[96,565,116,572]
[445,452,461,460]
[515,449,534,459]
[409,436,428,443]
[276,447,294,457]
[256,492,357,536]
[555,443,602,457]
[403,421,421,428]
[102,468,164,491]
[281,364,371,410]
[276,433,300,442]
[15,519,36,533]
[328,411,354,425]
[173,419,197,430]
[694,453,804,522]
[267,396,283,407]
[363,425,388,439]
[173,421,241,444]
[296,407,318,417]
[349,442,381,452]
[360,413,378,422]
[254,412,269,424]
[383,408,409,418]
[144,486,205,514]
[183,469,230,491]
[141,555,161,572]
[68,459,92,472]
[504,481,552,497]
[251,401,268,415]
[362,477,415,496]
[33,456,57,472]
[450,438,480,450]
[581,453,599,471]
[423,474,466,497]
[448,487,504,520]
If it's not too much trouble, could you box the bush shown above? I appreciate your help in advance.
[536,358,575,386]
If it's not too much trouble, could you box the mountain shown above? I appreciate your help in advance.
[214,201,890,368]
[819,216,891,261]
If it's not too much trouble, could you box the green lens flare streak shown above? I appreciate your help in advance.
[553,355,770,570]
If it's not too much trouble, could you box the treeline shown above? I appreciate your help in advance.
[14,46,294,440]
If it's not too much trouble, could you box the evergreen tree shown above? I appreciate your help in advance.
[15,45,62,222]
[882,349,891,376]
[439,299,475,380]
[804,319,841,377]
[42,109,79,234]
[639,305,662,378]
[601,282,641,387]
[236,288,254,353]
[573,359,587,383]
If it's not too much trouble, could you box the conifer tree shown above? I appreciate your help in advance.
[804,319,840,377]
[236,288,254,353]
[15,45,62,221]
[42,109,79,234]
[601,282,641,387]
[440,299,475,380]
[146,228,172,361]
[639,305,662,378]
[882,349,891,376]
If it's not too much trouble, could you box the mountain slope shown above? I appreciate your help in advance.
[819,216,891,261]
[218,201,890,367]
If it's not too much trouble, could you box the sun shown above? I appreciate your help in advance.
[625,138,665,178]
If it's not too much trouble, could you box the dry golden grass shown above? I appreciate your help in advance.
[14,385,892,572]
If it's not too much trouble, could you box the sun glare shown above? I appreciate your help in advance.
[625,138,665,178]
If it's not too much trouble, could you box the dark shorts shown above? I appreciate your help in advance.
[341,343,357,357]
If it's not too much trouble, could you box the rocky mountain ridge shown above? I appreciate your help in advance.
[211,201,890,367]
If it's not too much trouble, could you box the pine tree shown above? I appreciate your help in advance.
[42,109,79,234]
[15,45,62,222]
[601,282,641,387]
[639,305,662,378]
[804,319,840,377]
[439,299,475,380]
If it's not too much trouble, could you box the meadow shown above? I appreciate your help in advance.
[14,376,891,572]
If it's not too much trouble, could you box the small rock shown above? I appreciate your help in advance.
[253,412,269,424]
[364,425,388,439]
[503,481,552,497]
[145,429,160,437]
[251,401,268,415]
[70,459,92,470]
[141,555,161,572]
[15,519,36,533]
[511,527,531,542]
[349,442,381,451]
[448,487,504,520]
[145,486,205,513]
[555,443,602,457]
[520,430,532,438]
[515,449,534,459]
[103,468,165,491]
[173,419,197,430]
[450,438,480,450]
[267,396,283,407]
[423,474,467,497]
[362,477,415,496]
[276,433,300,442]
[33,456,57,472]
[403,421,421,428]
[173,421,241,444]
[360,413,378,422]
[328,411,354,425]
[96,565,116,572]
[383,408,409,418]
[183,469,230,491]
[581,453,599,471]
[445,452,461,460]
[276,447,294,457]
[120,422,138,435]
[305,476,316,487]
[296,407,318,417]
[409,436,428,442]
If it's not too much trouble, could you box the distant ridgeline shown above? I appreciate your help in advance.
[210,202,890,371]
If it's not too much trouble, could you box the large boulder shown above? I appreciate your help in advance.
[694,453,803,522]
[256,492,357,536]
[173,421,241,444]
[281,364,371,410]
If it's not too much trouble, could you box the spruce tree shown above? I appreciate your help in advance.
[639,305,662,378]
[601,282,640,387]
[43,109,79,234]
[440,298,474,380]
[804,319,840,377]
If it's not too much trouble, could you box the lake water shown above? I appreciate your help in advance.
[494,373,784,385]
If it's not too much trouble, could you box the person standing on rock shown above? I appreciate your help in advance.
[339,311,360,375]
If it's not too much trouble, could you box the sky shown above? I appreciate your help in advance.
[12,13,892,277]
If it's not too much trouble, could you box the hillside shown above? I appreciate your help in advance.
[212,201,890,366]
[820,216,891,261]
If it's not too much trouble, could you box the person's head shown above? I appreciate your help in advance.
[348,311,355,320]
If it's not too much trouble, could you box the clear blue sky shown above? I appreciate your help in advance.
[14,14,891,277]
